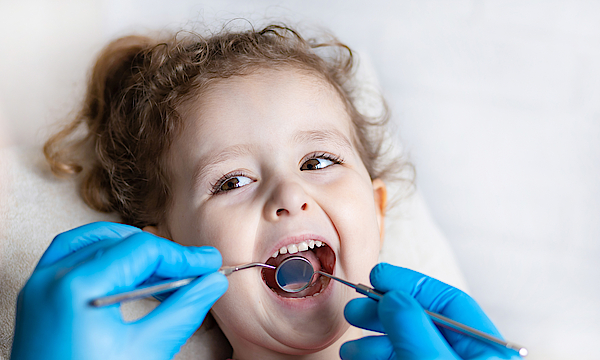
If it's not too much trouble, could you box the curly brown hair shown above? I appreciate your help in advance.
[44,23,410,228]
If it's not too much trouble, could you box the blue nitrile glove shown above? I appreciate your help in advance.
[11,221,228,360]
[340,263,521,360]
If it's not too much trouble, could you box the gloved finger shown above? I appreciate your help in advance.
[378,290,458,360]
[340,335,394,360]
[37,222,140,268]
[134,272,228,346]
[72,232,222,297]
[370,263,459,307]
[343,298,384,333]
[371,264,501,334]
[371,264,504,357]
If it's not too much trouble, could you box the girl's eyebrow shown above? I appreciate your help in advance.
[192,143,257,189]
[292,129,354,152]
[191,128,353,189]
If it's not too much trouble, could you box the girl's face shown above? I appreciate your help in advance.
[150,68,386,359]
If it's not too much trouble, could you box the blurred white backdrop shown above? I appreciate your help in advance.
[1,1,599,359]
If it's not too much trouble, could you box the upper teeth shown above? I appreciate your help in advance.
[272,240,324,258]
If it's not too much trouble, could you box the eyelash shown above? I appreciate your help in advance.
[209,152,344,195]
[301,152,343,168]
[209,170,252,195]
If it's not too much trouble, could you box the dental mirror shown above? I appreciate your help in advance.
[274,256,317,292]
[273,256,379,297]
[274,255,370,294]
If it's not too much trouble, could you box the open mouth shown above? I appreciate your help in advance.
[262,240,336,298]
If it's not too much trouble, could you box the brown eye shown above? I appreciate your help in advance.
[221,178,240,191]
[216,175,253,193]
[300,157,336,171]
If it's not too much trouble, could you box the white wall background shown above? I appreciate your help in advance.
[1,1,599,359]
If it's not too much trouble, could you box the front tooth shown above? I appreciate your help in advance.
[308,240,315,249]
[298,241,309,252]
[287,244,299,254]
[279,246,288,255]
[315,240,323,247]
[272,251,279,258]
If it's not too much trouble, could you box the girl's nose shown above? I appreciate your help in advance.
[264,181,309,221]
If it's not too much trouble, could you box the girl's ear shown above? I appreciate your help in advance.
[371,178,387,248]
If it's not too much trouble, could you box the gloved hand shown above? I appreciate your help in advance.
[341,263,522,360]
[11,221,228,360]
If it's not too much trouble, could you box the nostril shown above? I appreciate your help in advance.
[275,203,306,216]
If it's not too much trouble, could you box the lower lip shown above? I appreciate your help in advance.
[262,270,336,310]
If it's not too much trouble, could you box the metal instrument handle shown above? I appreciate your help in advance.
[91,262,275,307]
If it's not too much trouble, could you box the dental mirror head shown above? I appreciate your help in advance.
[275,256,316,293]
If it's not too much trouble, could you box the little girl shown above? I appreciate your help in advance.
[11,23,520,360]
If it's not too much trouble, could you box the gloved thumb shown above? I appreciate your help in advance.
[378,290,459,360]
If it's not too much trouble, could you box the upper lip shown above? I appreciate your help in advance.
[265,233,334,261]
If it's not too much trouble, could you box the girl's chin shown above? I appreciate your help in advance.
[259,281,356,350]
[216,256,358,355]
[263,316,352,355]
[216,280,357,358]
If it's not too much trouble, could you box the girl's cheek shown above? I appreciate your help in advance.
[200,208,255,259]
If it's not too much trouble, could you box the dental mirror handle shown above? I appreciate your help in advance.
[317,272,528,357]
[90,262,275,307]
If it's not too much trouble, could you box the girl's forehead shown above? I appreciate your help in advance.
[179,68,355,149]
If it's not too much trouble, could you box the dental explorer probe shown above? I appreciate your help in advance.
[90,263,275,307]
[317,270,528,357]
